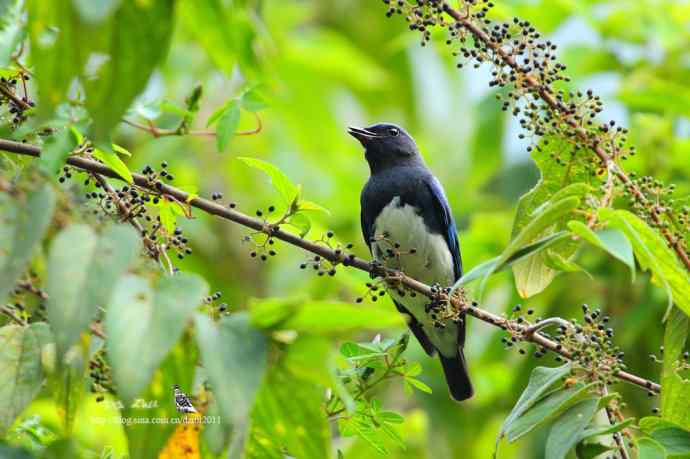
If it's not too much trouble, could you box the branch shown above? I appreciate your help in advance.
[0,137,661,394]
[435,0,690,271]
[121,112,263,138]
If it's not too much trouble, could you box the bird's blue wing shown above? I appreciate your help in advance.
[426,177,463,280]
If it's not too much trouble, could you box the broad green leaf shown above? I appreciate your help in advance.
[106,273,207,402]
[637,437,667,459]
[216,100,241,153]
[39,129,77,176]
[0,323,48,434]
[543,249,591,277]
[238,157,299,205]
[195,313,267,424]
[0,0,25,68]
[93,148,133,184]
[545,398,600,459]
[568,221,635,280]
[499,364,572,442]
[598,208,690,318]
[244,368,330,459]
[249,298,403,334]
[640,417,684,433]
[0,185,55,306]
[661,307,690,430]
[46,224,138,356]
[507,383,593,442]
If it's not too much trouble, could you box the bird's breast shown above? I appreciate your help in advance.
[372,196,454,287]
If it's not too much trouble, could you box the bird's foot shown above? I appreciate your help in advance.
[368,259,386,279]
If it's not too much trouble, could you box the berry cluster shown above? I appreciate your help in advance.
[0,73,33,128]
[298,231,355,276]
[203,290,229,319]
[89,349,114,402]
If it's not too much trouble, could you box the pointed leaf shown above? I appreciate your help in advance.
[637,438,667,459]
[93,148,133,184]
[237,157,298,205]
[215,100,241,152]
[568,221,635,280]
[545,398,600,459]
[46,224,139,356]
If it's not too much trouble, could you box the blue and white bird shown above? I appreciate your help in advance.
[349,123,473,401]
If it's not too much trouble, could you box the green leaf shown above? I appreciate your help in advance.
[598,208,690,318]
[0,323,48,434]
[105,273,207,403]
[46,224,139,356]
[177,0,236,75]
[0,0,25,68]
[405,376,432,394]
[216,100,241,153]
[28,0,174,136]
[575,442,614,459]
[507,383,594,442]
[238,157,299,205]
[157,199,176,235]
[545,398,600,459]
[499,369,575,455]
[284,212,310,237]
[195,313,267,424]
[299,200,330,214]
[637,437,667,459]
[39,129,77,176]
[510,138,594,298]
[499,364,572,443]
[84,1,175,142]
[93,148,133,184]
[0,185,56,306]
[244,367,330,459]
[241,86,269,112]
[111,143,131,157]
[649,427,690,455]
[249,298,403,334]
[579,418,635,441]
[661,307,690,430]
[568,221,635,280]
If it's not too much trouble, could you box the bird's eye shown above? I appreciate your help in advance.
[389,128,399,137]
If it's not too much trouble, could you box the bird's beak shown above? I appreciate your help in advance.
[348,126,377,145]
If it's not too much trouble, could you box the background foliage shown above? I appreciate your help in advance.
[2,0,690,458]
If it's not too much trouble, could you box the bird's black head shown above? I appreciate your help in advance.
[348,123,422,174]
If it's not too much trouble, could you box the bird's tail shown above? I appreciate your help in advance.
[439,349,473,402]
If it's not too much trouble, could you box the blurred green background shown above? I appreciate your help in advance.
[4,0,690,457]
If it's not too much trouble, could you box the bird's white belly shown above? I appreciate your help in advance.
[373,197,457,355]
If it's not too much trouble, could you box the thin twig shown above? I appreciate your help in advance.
[0,137,661,394]
[122,112,263,138]
[1,304,26,325]
[603,385,631,459]
[0,82,31,111]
